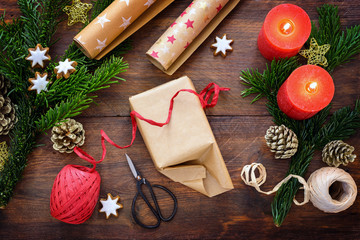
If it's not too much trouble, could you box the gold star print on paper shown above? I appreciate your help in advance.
[63,0,93,26]
[299,38,331,67]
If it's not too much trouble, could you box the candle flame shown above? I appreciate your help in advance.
[306,82,318,94]
[283,23,291,31]
[279,19,294,35]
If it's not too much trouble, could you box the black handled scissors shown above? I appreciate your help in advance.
[125,154,177,229]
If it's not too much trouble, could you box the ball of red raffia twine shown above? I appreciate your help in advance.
[50,137,107,224]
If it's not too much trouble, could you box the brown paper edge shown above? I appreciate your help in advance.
[90,0,175,60]
[74,40,92,58]
[146,0,241,75]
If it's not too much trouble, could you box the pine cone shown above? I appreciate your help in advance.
[322,140,356,167]
[0,95,17,135]
[0,75,10,94]
[51,118,85,153]
[265,124,298,159]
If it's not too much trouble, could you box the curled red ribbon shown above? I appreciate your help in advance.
[73,83,230,165]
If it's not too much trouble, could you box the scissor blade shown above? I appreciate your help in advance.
[125,153,139,179]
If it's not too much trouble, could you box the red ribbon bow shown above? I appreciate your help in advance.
[74,82,230,164]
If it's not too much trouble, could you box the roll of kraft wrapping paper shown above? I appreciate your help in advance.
[74,0,174,60]
[146,0,240,75]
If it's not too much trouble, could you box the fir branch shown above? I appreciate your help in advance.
[35,93,92,131]
[87,56,127,93]
[240,57,300,103]
[0,100,37,207]
[314,100,360,149]
[40,56,127,105]
[0,13,29,92]
[271,142,315,227]
[36,56,128,131]
[18,0,70,47]
[308,4,360,72]
[0,0,130,207]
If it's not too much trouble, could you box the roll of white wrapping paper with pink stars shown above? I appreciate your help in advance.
[146,0,231,74]
[74,0,174,60]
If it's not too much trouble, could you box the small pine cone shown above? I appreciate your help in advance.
[0,75,10,94]
[322,140,356,167]
[51,118,85,153]
[265,124,298,159]
[0,95,17,135]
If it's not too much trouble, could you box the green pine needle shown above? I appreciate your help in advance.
[307,4,360,72]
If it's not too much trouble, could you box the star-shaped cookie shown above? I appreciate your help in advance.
[211,34,234,57]
[25,44,51,68]
[63,0,92,26]
[99,193,123,219]
[299,38,330,67]
[54,59,77,79]
[28,72,49,94]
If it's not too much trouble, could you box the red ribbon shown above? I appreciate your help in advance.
[73,83,230,165]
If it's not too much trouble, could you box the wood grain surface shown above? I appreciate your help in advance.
[1,0,360,239]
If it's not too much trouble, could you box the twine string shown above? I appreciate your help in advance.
[240,163,310,206]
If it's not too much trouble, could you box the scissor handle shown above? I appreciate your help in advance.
[131,178,177,229]
[151,184,177,222]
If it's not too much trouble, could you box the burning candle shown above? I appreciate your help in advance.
[277,65,335,120]
[258,4,311,60]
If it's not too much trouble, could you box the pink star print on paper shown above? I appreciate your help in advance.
[181,11,187,17]
[171,22,177,28]
[184,42,190,49]
[188,2,194,8]
[185,19,194,29]
[150,51,159,58]
[167,35,176,44]
[216,4,223,12]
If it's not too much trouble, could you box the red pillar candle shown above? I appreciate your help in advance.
[258,4,311,60]
[277,65,335,120]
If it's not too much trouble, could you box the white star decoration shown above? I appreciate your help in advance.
[99,193,123,219]
[54,59,77,79]
[28,72,49,94]
[119,0,129,6]
[96,13,111,28]
[161,45,169,53]
[188,8,197,16]
[95,38,107,51]
[211,34,234,57]
[144,0,154,7]
[77,36,86,45]
[120,16,132,29]
[25,44,50,68]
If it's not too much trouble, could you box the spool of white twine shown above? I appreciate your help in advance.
[307,167,357,213]
[241,164,358,213]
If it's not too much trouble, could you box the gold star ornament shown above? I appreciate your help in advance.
[299,38,330,67]
[63,0,92,26]
[0,141,8,172]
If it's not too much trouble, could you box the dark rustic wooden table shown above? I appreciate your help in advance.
[1,0,360,239]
